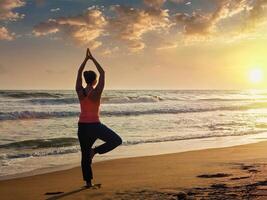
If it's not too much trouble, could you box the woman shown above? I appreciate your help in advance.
[76,48,122,188]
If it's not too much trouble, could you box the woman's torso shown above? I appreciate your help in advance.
[78,88,100,123]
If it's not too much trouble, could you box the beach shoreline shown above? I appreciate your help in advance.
[2,131,267,182]
[1,141,267,199]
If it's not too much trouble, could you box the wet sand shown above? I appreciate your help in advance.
[1,141,267,199]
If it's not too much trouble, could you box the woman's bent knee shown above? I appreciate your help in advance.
[115,135,122,146]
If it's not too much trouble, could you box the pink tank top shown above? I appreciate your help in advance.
[78,90,100,123]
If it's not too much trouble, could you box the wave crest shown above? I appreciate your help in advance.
[1,102,267,121]
[0,91,63,99]
[26,96,163,105]
[0,137,78,149]
[0,111,79,121]
[1,130,266,161]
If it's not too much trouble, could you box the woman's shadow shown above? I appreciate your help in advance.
[45,184,101,200]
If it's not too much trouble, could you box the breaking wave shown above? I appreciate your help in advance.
[1,101,267,121]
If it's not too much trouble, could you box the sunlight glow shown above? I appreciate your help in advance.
[249,68,264,84]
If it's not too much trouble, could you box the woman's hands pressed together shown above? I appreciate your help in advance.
[85,48,94,61]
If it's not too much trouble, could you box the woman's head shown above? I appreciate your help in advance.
[83,70,97,86]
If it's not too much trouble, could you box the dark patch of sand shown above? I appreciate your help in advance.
[230,176,250,180]
[197,173,232,178]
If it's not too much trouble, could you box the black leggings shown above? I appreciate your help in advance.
[77,122,122,181]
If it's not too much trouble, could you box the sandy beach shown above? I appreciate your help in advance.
[1,141,267,200]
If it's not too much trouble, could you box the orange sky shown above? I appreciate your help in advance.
[0,0,267,90]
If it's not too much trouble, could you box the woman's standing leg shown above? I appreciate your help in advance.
[93,123,122,155]
[77,123,97,184]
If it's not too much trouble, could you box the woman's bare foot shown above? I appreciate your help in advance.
[86,180,92,187]
[85,181,101,189]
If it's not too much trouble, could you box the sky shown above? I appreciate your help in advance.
[0,0,267,90]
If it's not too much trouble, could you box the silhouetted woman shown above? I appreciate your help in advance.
[76,48,122,187]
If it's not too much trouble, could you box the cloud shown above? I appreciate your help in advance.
[0,0,26,40]
[32,0,267,52]
[185,2,191,6]
[108,5,171,51]
[0,26,14,40]
[100,46,119,56]
[34,2,171,52]
[0,0,25,21]
[32,20,59,36]
[33,9,107,49]
[156,41,178,50]
[50,8,60,12]
[246,0,267,28]
[175,12,212,35]
[174,0,249,36]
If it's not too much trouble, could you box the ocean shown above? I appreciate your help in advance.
[1,90,267,179]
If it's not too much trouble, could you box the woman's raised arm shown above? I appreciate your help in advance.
[75,49,90,97]
[87,49,105,97]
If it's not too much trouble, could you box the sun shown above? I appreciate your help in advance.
[249,68,264,84]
